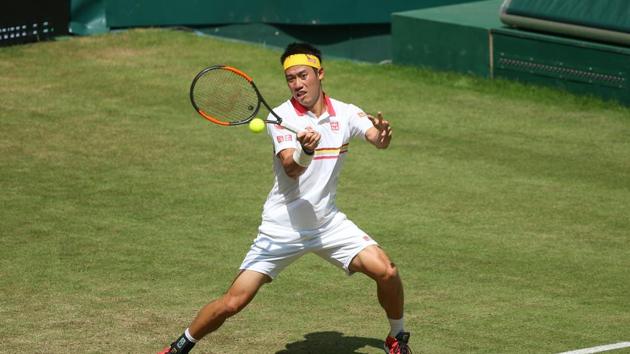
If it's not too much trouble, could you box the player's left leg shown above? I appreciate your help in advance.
[349,246,411,354]
[349,245,403,320]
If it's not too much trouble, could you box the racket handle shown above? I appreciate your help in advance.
[280,120,303,134]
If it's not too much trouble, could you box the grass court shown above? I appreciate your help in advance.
[1,29,629,353]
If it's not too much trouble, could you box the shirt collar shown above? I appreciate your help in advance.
[290,93,336,117]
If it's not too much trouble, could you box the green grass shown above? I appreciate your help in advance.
[1,29,629,353]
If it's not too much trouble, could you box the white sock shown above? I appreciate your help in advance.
[184,328,199,343]
[388,317,404,337]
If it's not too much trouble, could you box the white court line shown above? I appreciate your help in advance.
[558,342,630,354]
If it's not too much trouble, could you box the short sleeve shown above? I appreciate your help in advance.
[266,112,298,154]
[347,104,374,140]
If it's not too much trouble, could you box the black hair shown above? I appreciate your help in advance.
[280,42,323,67]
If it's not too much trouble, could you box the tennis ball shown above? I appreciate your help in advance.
[249,118,265,133]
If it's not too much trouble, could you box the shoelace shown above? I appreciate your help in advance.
[389,340,413,354]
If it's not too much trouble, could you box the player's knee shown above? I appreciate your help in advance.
[373,261,399,284]
[382,262,399,282]
[221,295,247,317]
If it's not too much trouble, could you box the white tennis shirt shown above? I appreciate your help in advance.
[259,95,374,237]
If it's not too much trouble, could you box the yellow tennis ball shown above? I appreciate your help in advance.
[249,118,265,133]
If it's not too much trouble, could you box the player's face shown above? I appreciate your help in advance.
[284,65,324,109]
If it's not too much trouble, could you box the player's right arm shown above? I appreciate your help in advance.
[277,128,320,179]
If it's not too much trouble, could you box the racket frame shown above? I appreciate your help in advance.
[190,65,301,133]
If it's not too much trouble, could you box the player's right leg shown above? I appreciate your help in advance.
[189,269,271,338]
[159,270,271,354]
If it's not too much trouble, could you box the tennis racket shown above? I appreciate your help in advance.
[189,65,302,133]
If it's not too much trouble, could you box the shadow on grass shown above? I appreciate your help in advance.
[276,331,383,353]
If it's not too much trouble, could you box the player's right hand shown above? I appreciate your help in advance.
[297,127,320,153]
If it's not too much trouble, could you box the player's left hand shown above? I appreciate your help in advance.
[367,112,392,149]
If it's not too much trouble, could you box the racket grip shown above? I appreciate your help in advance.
[280,120,303,134]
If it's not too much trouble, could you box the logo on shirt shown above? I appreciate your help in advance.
[358,112,367,118]
[276,135,293,143]
[330,121,339,132]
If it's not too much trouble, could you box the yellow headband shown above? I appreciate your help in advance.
[283,54,321,70]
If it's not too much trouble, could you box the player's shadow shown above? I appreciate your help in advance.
[275,331,383,353]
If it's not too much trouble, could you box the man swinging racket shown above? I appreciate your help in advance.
[160,42,412,354]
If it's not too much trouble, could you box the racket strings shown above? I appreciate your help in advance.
[193,69,259,124]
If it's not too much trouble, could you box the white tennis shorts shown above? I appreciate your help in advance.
[239,215,378,279]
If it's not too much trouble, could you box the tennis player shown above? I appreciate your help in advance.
[160,43,411,354]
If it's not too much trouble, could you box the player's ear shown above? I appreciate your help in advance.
[317,67,325,80]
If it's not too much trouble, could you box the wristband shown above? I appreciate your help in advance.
[293,145,314,167]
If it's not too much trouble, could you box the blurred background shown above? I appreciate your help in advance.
[3,0,629,105]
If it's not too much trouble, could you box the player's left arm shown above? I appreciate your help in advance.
[365,112,392,149]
